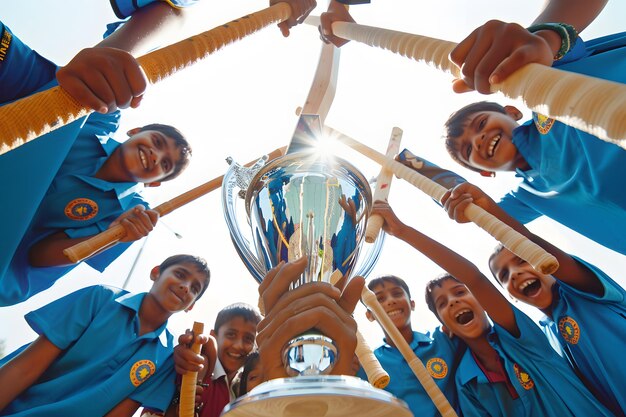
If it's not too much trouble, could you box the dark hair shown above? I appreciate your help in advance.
[159,254,210,299]
[139,123,192,181]
[238,351,260,396]
[367,275,411,299]
[214,303,262,333]
[424,274,462,322]
[488,243,508,286]
[443,101,507,173]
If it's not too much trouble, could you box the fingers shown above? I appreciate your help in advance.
[173,331,208,375]
[272,0,317,38]
[338,275,364,314]
[259,257,311,316]
[116,206,159,242]
[56,47,147,113]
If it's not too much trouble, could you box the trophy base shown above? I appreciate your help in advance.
[221,375,413,417]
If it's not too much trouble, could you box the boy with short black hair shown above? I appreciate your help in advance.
[441,27,626,256]
[357,274,461,417]
[0,253,210,417]
[371,200,614,416]
[197,302,262,417]
[444,181,626,416]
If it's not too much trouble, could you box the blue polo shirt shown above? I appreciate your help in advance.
[109,0,200,19]
[0,286,176,416]
[0,110,148,306]
[497,32,626,256]
[538,257,626,416]
[358,329,460,416]
[456,307,613,417]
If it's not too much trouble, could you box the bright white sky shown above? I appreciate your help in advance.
[2,0,625,378]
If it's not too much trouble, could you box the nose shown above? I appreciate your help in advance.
[472,133,485,151]
[179,281,190,293]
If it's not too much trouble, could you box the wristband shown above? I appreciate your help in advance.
[527,23,578,61]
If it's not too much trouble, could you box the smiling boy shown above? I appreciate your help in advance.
[0,254,210,417]
[441,29,626,256]
[442,181,626,416]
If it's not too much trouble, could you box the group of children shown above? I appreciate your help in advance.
[2,0,625,416]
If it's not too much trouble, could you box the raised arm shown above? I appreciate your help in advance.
[449,0,609,94]
[442,183,603,295]
[373,200,518,334]
[0,336,63,410]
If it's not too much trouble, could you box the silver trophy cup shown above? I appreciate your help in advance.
[221,115,411,417]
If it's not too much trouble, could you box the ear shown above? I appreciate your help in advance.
[145,181,161,188]
[210,329,217,338]
[185,302,195,312]
[410,300,416,311]
[127,127,142,137]
[150,266,160,282]
[441,325,454,338]
[479,170,496,178]
[365,309,375,322]
[503,105,523,121]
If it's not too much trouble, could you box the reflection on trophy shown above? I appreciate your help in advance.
[221,115,412,417]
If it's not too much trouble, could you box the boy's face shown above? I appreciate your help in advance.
[149,262,207,313]
[431,279,491,341]
[490,248,555,310]
[368,282,414,330]
[212,317,257,374]
[453,109,527,173]
[118,129,182,185]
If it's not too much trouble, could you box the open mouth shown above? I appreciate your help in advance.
[519,279,541,297]
[139,148,149,170]
[455,309,474,325]
[487,134,501,157]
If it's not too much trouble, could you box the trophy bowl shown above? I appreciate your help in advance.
[221,148,411,417]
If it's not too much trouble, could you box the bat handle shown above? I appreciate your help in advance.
[355,330,390,388]
[179,322,205,417]
[63,224,126,263]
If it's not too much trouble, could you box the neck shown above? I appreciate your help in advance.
[384,324,413,349]
[465,337,500,372]
[138,294,171,336]
[94,148,123,182]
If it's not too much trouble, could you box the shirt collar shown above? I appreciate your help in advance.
[456,349,487,385]
[383,331,432,350]
[115,292,171,347]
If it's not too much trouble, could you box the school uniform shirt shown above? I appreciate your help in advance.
[455,306,614,417]
[0,285,177,417]
[0,21,87,298]
[497,32,626,256]
[109,0,201,19]
[199,359,240,417]
[0,110,148,306]
[357,329,460,417]
[538,256,626,416]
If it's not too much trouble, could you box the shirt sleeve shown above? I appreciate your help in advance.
[497,190,541,224]
[25,286,119,349]
[109,0,200,19]
[557,256,626,304]
[130,355,177,412]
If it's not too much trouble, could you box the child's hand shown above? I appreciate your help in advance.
[338,195,357,224]
[319,0,355,47]
[56,47,148,113]
[441,183,497,223]
[271,0,317,38]
[109,205,159,242]
[371,200,406,237]
[449,20,553,94]
[173,331,209,375]
[256,258,364,380]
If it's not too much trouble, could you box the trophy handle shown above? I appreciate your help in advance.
[222,161,266,283]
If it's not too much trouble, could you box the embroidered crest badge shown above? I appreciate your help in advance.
[513,363,535,390]
[533,113,555,135]
[130,360,156,387]
[64,198,98,221]
[426,357,448,379]
[558,316,581,344]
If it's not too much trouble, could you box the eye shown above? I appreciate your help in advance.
[465,144,472,159]
[161,159,171,172]
[478,117,486,130]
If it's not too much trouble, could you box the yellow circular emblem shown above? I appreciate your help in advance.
[426,357,448,379]
[64,198,98,221]
[130,360,156,387]
[558,316,580,345]
[513,363,534,390]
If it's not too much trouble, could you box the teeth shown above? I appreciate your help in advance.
[387,309,402,317]
[455,308,471,319]
[519,279,537,291]
[228,352,243,358]
[487,134,501,157]
[139,149,148,169]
